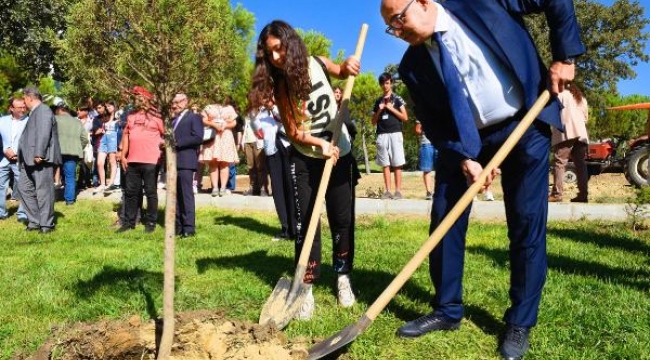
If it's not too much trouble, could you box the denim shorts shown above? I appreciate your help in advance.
[418,143,437,172]
[98,132,118,153]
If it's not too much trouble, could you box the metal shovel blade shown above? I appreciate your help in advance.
[259,276,311,330]
[308,315,372,360]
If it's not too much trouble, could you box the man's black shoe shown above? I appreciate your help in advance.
[181,231,196,238]
[40,227,54,234]
[144,223,156,233]
[499,325,530,360]
[116,225,134,233]
[397,313,460,338]
[26,226,40,232]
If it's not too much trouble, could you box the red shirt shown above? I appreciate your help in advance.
[124,110,164,164]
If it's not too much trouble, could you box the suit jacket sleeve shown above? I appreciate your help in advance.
[496,0,585,60]
[175,113,204,149]
[33,106,53,160]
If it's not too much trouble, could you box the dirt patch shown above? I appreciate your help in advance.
[222,170,636,203]
[23,310,309,360]
[353,172,636,203]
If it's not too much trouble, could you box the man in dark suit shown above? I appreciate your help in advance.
[170,93,204,237]
[380,0,585,359]
[18,87,62,233]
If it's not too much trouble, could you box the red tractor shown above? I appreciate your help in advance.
[564,103,650,188]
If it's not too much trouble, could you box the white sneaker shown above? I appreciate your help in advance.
[295,285,314,320]
[337,274,356,308]
[93,185,105,194]
[484,191,495,201]
[222,189,231,196]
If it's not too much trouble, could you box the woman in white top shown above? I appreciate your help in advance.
[549,85,589,202]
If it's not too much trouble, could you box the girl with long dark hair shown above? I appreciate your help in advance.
[249,20,361,320]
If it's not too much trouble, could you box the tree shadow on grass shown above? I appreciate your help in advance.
[463,304,503,336]
[196,251,501,334]
[547,227,650,255]
[211,214,280,238]
[72,265,168,320]
[467,245,650,292]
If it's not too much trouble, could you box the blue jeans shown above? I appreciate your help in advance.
[62,156,78,203]
[227,163,236,190]
[0,163,27,219]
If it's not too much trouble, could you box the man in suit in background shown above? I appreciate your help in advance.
[381,0,585,359]
[170,93,204,237]
[18,87,62,233]
[0,96,29,223]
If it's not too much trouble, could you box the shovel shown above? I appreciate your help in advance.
[259,23,369,330]
[308,90,552,359]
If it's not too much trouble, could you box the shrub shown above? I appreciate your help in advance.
[625,185,650,230]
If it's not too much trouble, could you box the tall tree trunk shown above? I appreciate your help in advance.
[158,144,177,359]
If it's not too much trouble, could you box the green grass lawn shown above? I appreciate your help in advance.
[1,200,649,359]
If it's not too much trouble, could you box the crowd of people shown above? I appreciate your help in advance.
[0,74,448,237]
[0,0,589,357]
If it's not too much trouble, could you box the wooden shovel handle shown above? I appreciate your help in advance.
[363,90,552,320]
[295,24,369,273]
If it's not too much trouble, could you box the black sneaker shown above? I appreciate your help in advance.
[144,223,156,233]
[116,225,134,233]
[499,325,530,360]
[397,313,460,338]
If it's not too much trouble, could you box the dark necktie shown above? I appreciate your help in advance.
[434,32,481,158]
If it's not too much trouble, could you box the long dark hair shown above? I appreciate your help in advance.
[248,20,311,112]
[568,84,584,104]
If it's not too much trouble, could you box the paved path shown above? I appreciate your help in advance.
[78,188,628,222]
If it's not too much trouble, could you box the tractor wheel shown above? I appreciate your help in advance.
[624,146,650,188]
[563,164,577,184]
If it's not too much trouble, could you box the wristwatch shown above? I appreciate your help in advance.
[561,57,576,65]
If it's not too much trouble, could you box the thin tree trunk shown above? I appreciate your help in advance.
[158,144,177,359]
[362,130,371,175]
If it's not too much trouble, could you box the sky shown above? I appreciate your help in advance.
[231,0,650,97]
